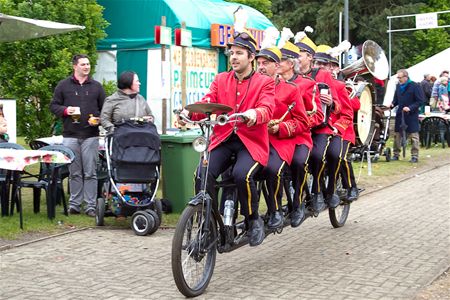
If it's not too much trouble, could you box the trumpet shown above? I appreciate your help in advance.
[268,102,296,128]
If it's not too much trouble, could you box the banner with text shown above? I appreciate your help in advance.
[170,46,218,110]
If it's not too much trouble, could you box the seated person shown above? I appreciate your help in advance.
[101,71,154,133]
[179,31,275,247]
[437,76,449,113]
[0,117,8,142]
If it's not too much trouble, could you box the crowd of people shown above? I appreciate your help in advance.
[420,70,450,113]
[178,25,362,247]
[12,12,445,246]
[49,55,153,217]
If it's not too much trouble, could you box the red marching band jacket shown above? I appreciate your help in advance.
[342,92,360,144]
[313,75,354,137]
[191,71,275,166]
[269,79,310,165]
[290,74,325,129]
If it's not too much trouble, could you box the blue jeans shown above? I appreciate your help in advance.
[63,137,99,212]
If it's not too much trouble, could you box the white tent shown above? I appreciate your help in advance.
[383,47,450,105]
[0,13,84,42]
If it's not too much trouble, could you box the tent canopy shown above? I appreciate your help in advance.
[96,0,273,50]
[0,13,84,42]
[383,47,450,105]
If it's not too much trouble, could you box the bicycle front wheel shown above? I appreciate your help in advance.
[171,204,217,297]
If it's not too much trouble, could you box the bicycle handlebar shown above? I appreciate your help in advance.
[174,109,247,127]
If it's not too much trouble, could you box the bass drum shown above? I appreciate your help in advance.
[354,84,376,146]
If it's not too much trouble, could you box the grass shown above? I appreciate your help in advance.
[0,137,180,240]
[1,137,448,240]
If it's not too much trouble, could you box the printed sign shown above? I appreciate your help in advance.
[210,23,265,50]
[415,13,438,29]
[170,46,218,109]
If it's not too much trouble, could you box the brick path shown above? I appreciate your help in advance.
[1,165,449,299]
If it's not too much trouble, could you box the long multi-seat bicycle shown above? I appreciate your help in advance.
[171,103,351,297]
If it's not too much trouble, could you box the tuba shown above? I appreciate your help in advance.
[341,40,388,147]
[341,40,389,82]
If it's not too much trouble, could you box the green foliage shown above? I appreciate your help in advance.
[271,0,449,73]
[0,0,108,142]
[102,79,117,98]
[406,0,450,68]
[226,0,273,18]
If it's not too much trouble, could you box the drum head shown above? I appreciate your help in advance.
[355,85,376,145]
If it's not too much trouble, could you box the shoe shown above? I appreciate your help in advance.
[409,157,418,163]
[85,210,96,217]
[267,211,283,229]
[248,217,265,247]
[391,156,399,161]
[290,205,305,228]
[311,193,326,213]
[327,193,340,209]
[347,187,359,202]
[69,208,80,215]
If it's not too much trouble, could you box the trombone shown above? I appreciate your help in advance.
[268,102,296,128]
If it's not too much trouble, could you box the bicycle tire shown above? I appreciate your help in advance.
[171,204,217,297]
[329,203,350,228]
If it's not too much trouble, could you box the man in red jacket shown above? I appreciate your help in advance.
[328,55,361,201]
[309,45,353,211]
[295,37,343,213]
[276,41,319,226]
[256,42,309,229]
[180,31,275,246]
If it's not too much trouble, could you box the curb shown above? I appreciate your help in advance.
[360,161,450,197]
[0,227,89,251]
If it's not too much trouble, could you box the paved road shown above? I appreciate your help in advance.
[1,165,449,299]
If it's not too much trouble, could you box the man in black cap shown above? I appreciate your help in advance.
[180,30,275,246]
[256,43,310,229]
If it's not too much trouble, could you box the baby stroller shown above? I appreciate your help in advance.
[95,119,162,236]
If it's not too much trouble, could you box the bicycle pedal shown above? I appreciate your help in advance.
[234,231,247,245]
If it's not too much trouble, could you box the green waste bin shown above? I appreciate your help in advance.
[160,129,202,213]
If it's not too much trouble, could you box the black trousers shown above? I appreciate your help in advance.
[290,144,310,210]
[325,135,343,195]
[310,133,343,195]
[339,140,357,189]
[262,146,285,214]
[196,134,262,219]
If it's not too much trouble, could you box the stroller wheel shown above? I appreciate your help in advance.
[145,209,160,235]
[149,199,163,227]
[96,197,105,226]
[131,210,159,236]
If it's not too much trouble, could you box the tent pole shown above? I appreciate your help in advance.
[388,17,392,77]
[161,16,167,134]
[181,21,187,108]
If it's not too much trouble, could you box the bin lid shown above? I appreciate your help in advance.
[160,128,202,143]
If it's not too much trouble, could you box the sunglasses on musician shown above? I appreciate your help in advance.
[233,31,251,40]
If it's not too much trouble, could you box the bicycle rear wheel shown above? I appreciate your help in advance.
[171,204,217,297]
[329,203,350,228]
[329,174,350,227]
